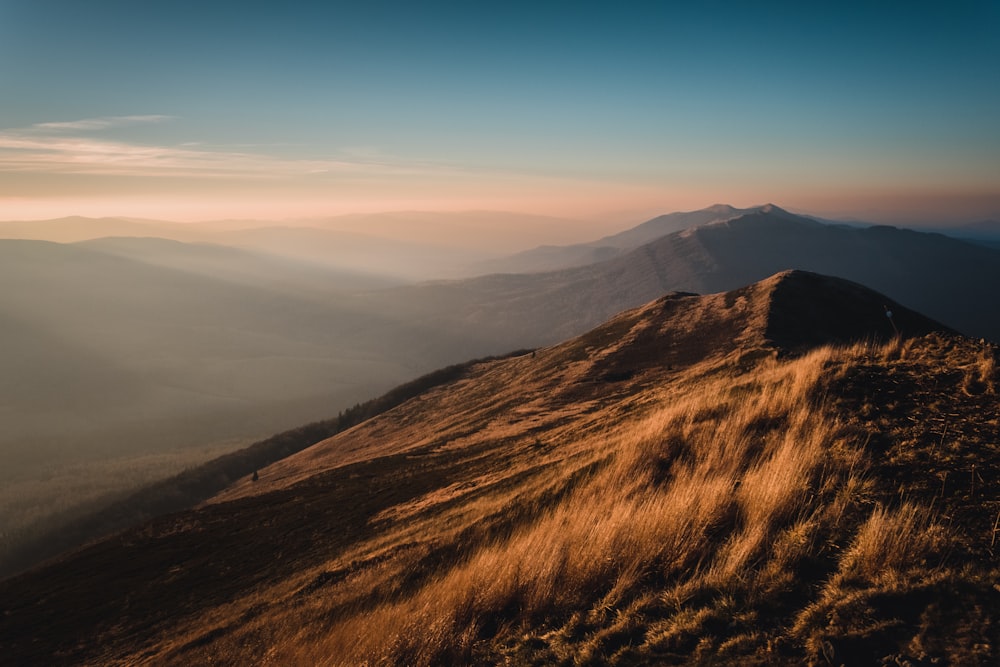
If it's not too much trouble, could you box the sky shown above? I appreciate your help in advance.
[1,0,998,227]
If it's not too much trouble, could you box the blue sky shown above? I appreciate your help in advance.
[1,1,998,224]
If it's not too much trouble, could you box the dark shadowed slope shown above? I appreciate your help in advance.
[759,269,951,350]
[4,271,995,667]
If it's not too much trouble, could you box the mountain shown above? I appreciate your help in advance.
[0,211,608,280]
[481,203,757,273]
[2,271,997,666]
[373,205,1000,349]
[211,270,946,499]
[302,210,611,255]
[217,225,503,280]
[0,239,415,438]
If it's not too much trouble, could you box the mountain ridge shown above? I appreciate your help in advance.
[374,206,1000,352]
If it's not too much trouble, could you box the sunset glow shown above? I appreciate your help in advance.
[2,2,998,228]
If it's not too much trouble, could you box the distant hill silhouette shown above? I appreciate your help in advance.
[0,211,604,280]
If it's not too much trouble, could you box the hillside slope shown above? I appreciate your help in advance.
[1,271,997,666]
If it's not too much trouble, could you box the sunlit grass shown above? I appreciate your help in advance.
[16,331,997,666]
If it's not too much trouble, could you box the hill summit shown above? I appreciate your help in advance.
[1,271,997,666]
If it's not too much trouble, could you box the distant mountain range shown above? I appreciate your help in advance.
[0,211,605,280]
[371,204,1000,352]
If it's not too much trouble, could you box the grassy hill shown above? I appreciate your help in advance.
[2,271,997,665]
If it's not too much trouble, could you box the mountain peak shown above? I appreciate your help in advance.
[747,202,799,218]
[707,203,820,230]
[704,203,740,214]
[566,270,949,378]
[705,203,788,216]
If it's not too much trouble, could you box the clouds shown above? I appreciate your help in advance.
[31,116,176,132]
[0,113,586,221]
[0,115,437,180]
[3,106,997,225]
[0,113,672,223]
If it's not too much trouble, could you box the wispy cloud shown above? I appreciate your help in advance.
[0,117,444,180]
[31,115,175,132]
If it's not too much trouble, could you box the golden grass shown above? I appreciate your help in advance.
[964,345,997,395]
[258,348,890,666]
[64,334,998,666]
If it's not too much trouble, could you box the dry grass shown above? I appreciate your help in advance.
[964,344,997,395]
[293,340,992,666]
[6,332,998,666]
[256,347,919,666]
